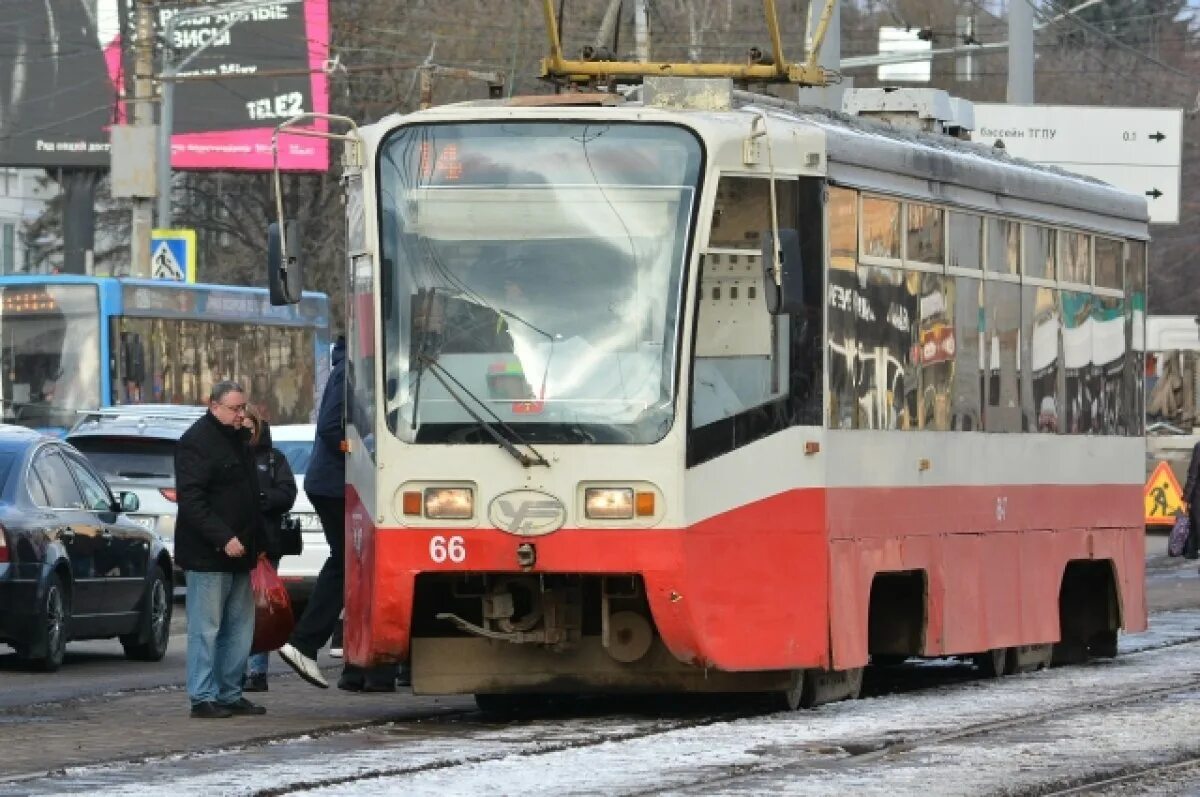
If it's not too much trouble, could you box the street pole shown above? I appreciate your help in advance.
[131,0,156,277]
[1007,0,1035,103]
[633,0,650,62]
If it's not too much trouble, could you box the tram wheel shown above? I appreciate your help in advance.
[772,670,806,711]
[972,648,1009,678]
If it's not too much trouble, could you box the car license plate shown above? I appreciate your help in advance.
[296,513,322,531]
[128,515,157,532]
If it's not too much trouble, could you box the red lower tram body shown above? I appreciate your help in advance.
[343,478,1144,697]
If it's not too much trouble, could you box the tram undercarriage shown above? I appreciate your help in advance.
[408,572,865,706]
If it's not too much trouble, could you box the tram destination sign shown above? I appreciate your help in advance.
[971,104,1183,225]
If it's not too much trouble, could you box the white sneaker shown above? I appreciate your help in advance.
[278,643,329,688]
[329,646,343,659]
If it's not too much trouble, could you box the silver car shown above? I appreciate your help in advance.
[66,405,206,576]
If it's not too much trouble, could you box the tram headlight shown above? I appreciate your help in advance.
[424,487,474,519]
[584,487,635,520]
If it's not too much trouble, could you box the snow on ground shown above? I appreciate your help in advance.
[8,611,1200,797]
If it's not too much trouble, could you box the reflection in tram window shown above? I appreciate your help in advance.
[1092,294,1126,435]
[1023,286,1062,433]
[829,186,857,270]
[1094,237,1123,290]
[1060,232,1091,285]
[1023,225,1056,281]
[984,281,1021,432]
[986,218,1020,275]
[861,196,902,260]
[855,266,916,430]
[948,212,983,271]
[908,272,954,431]
[951,277,982,430]
[827,263,859,429]
[1125,240,1147,435]
[1061,290,1094,434]
[905,203,944,266]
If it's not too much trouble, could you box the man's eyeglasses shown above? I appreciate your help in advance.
[219,403,247,414]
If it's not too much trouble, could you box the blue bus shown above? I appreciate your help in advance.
[0,276,330,432]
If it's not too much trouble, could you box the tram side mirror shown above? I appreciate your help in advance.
[760,228,804,315]
[267,221,304,306]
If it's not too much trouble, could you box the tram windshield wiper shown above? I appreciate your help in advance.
[418,355,550,468]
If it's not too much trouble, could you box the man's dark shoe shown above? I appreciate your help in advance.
[243,673,268,692]
[191,701,233,719]
[219,697,267,715]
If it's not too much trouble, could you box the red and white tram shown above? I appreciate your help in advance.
[275,83,1148,709]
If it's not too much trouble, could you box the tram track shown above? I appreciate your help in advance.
[1030,753,1200,796]
[255,636,1200,796]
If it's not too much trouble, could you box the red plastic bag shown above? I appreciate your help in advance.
[250,555,294,654]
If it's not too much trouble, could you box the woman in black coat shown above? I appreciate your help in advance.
[243,405,298,691]
[1183,441,1200,560]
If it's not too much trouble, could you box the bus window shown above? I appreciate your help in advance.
[0,284,100,429]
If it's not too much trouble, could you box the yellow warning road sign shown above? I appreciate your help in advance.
[1145,461,1186,526]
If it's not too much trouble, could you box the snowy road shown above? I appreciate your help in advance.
[7,609,1200,797]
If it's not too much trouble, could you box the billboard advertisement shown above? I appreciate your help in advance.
[0,0,329,171]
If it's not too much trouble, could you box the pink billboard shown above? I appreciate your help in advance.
[0,0,329,171]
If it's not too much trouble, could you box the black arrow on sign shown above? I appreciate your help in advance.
[1146,188,1164,199]
[1150,131,1166,142]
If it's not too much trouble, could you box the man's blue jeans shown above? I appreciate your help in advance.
[186,570,254,706]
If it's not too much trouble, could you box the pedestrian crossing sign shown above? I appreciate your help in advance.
[150,229,196,282]
[1144,460,1185,526]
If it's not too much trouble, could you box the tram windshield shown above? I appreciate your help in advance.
[379,122,702,445]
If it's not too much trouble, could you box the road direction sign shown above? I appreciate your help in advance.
[150,229,196,282]
[971,104,1183,225]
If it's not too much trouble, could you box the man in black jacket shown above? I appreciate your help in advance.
[176,380,267,719]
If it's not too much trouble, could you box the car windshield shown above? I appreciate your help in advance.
[0,284,101,431]
[378,121,702,445]
[274,441,311,475]
[70,438,176,481]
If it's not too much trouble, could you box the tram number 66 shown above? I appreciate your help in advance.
[429,535,466,564]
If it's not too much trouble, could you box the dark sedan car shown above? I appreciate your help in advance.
[0,426,173,671]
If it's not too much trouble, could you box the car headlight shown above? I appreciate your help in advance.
[584,487,635,519]
[424,487,474,519]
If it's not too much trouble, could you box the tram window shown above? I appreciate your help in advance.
[1023,225,1056,281]
[1094,237,1122,290]
[1023,286,1063,433]
[1124,241,1147,435]
[951,277,982,430]
[1091,294,1125,435]
[827,263,859,428]
[855,266,915,430]
[708,177,795,250]
[1061,290,1093,434]
[829,186,857,269]
[984,281,1021,432]
[947,212,982,270]
[986,218,1020,275]
[909,272,953,431]
[905,203,944,266]
[861,196,902,261]
[1059,232,1091,285]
